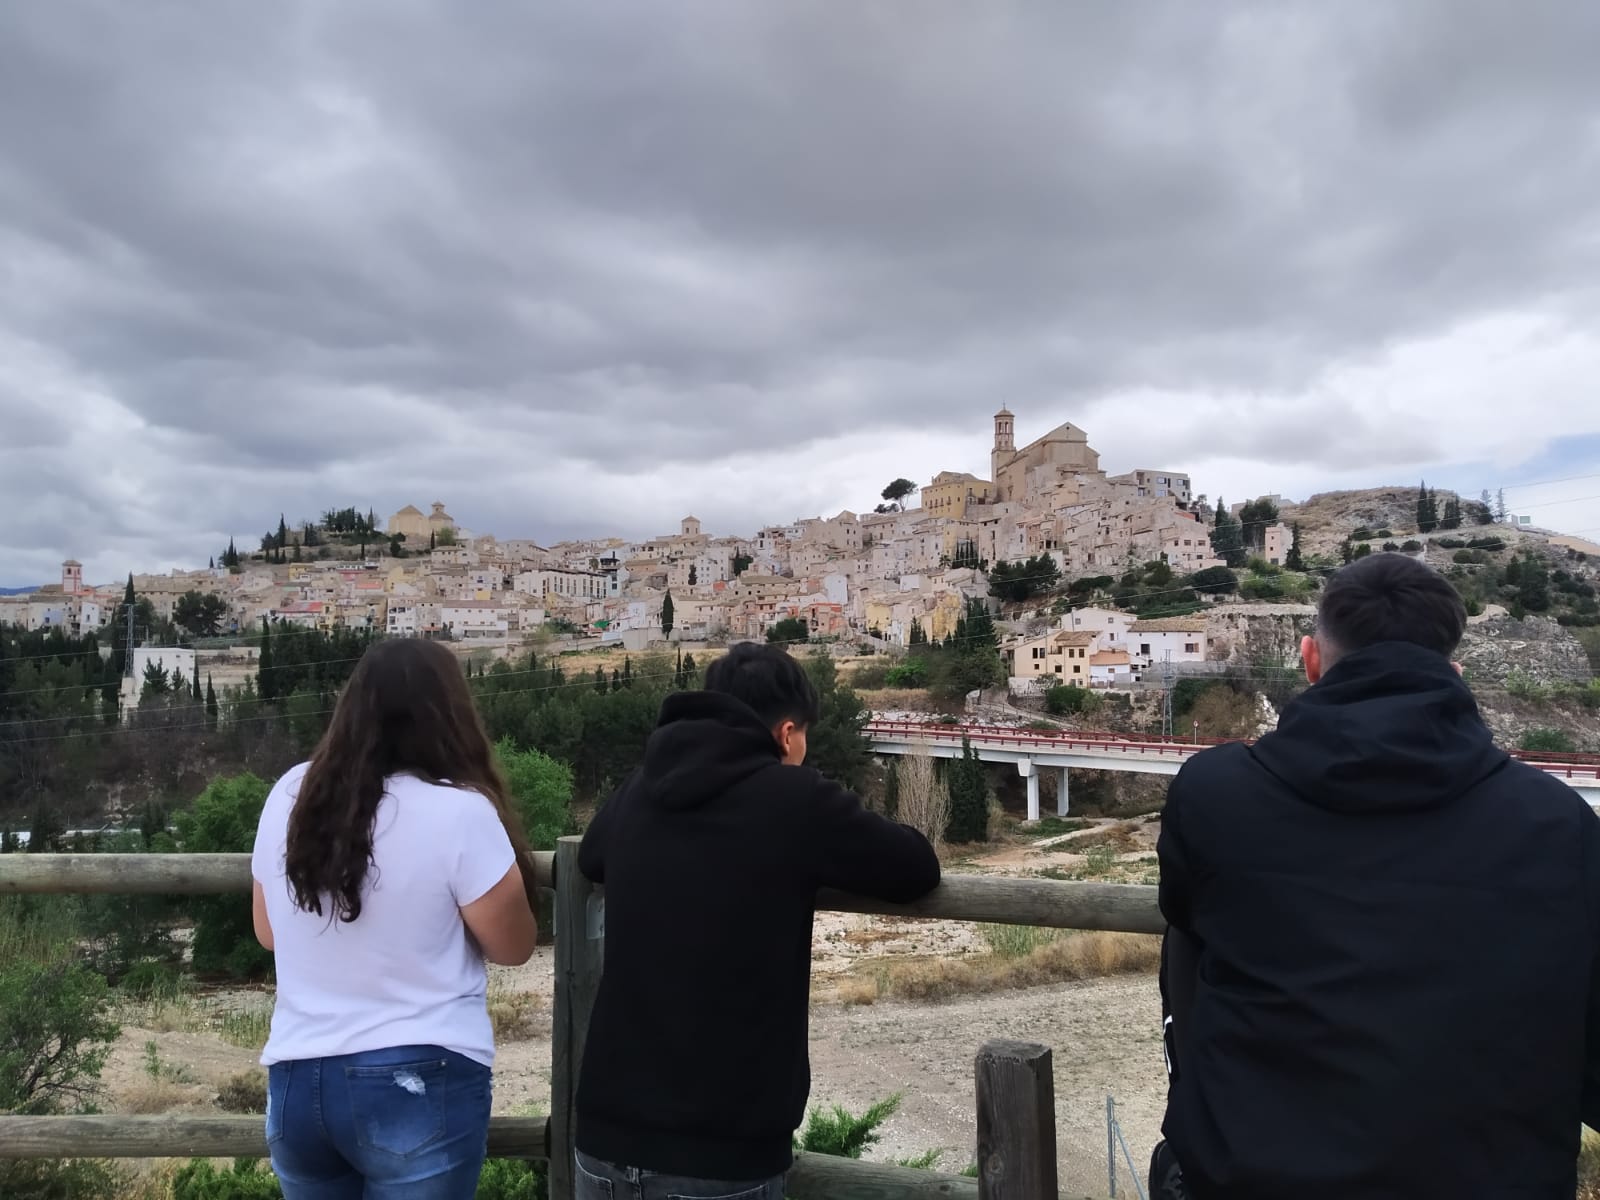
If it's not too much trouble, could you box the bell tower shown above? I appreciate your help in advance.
[992,407,1015,496]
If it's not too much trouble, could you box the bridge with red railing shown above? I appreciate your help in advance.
[863,719,1600,818]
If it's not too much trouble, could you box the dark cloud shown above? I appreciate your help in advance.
[3,1,1600,582]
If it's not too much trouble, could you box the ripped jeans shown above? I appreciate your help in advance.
[266,1045,492,1200]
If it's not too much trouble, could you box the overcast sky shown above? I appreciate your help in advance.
[3,2,1600,585]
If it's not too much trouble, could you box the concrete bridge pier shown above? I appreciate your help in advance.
[1018,758,1039,822]
[1057,766,1069,817]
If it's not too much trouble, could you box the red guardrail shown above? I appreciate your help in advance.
[862,720,1600,782]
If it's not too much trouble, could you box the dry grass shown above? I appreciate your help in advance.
[118,1076,202,1115]
[215,1068,268,1114]
[836,931,1161,1005]
[488,988,549,1041]
[1581,1129,1600,1199]
[215,1003,273,1051]
[1063,823,1143,855]
[854,687,940,711]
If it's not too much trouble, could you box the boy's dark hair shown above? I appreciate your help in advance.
[1317,552,1467,661]
[704,642,822,729]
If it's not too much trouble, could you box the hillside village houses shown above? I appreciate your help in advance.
[7,410,1291,691]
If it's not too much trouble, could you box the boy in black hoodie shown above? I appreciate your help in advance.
[573,642,941,1200]
[1156,551,1600,1199]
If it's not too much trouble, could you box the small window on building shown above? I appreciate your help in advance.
[1185,642,1199,654]
[1141,643,1151,656]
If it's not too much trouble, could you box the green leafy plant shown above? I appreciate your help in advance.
[794,1094,903,1158]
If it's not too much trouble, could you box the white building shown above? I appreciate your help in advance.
[1059,606,1136,648]
[1127,617,1209,668]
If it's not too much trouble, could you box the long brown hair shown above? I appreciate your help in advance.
[285,637,535,922]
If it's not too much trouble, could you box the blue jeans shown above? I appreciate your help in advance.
[266,1045,493,1199]
[575,1150,785,1200]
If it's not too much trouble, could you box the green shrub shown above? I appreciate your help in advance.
[495,741,576,851]
[174,774,273,979]
[1402,540,1423,552]
[0,1159,128,1200]
[1521,728,1578,754]
[0,957,118,1114]
[1239,576,1287,601]
[1044,684,1101,716]
[795,1094,903,1158]
[172,1159,284,1200]
[475,1160,548,1200]
[885,659,929,688]
[1436,537,1467,550]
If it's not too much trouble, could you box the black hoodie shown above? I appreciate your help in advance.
[1157,641,1600,1200]
[574,691,941,1180]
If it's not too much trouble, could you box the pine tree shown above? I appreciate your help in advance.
[1285,523,1305,571]
[661,592,675,638]
[277,514,289,549]
[209,556,215,570]
[1415,481,1442,534]
[430,530,437,551]
[205,675,219,730]
[1496,489,1509,523]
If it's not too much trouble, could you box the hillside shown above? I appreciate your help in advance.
[1276,486,1477,556]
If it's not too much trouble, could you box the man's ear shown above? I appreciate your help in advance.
[1452,661,1464,676]
[772,719,797,759]
[1301,635,1323,685]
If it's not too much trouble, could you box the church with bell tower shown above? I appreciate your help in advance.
[989,407,1104,503]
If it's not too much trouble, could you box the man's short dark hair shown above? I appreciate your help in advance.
[703,642,823,729]
[1317,552,1467,660]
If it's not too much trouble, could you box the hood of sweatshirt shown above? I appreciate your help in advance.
[1249,640,1508,814]
[639,690,783,810]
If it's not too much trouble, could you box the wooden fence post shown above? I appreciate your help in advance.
[975,1039,1057,1200]
[549,835,604,1200]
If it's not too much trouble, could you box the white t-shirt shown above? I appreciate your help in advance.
[252,763,516,1068]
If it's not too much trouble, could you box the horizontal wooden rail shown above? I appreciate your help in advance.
[0,855,1165,934]
[0,1116,978,1196]
[0,851,555,895]
[789,1153,979,1199]
[821,876,1162,934]
[0,1114,548,1159]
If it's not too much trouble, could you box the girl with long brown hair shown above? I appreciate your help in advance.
[250,637,539,1199]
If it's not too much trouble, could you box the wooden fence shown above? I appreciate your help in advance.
[0,844,1164,1200]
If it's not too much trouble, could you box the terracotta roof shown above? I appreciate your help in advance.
[1050,631,1097,647]
[1091,650,1131,665]
[1129,617,1208,633]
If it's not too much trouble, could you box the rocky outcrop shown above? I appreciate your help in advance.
[1205,604,1317,667]
[1455,616,1591,688]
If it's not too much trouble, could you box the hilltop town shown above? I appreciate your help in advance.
[6,408,1599,717]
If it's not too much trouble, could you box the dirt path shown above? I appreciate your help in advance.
[806,975,1166,1196]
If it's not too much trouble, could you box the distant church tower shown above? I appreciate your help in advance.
[991,407,1015,493]
[61,560,83,596]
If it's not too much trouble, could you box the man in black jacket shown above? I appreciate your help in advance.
[574,642,941,1200]
[1157,551,1600,1199]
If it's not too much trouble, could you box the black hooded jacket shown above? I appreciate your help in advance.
[574,691,941,1180]
[1158,641,1600,1200]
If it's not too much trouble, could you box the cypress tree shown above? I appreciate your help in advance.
[661,592,675,639]
[1285,523,1305,572]
[258,618,276,702]
[205,675,219,730]
[945,738,989,844]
